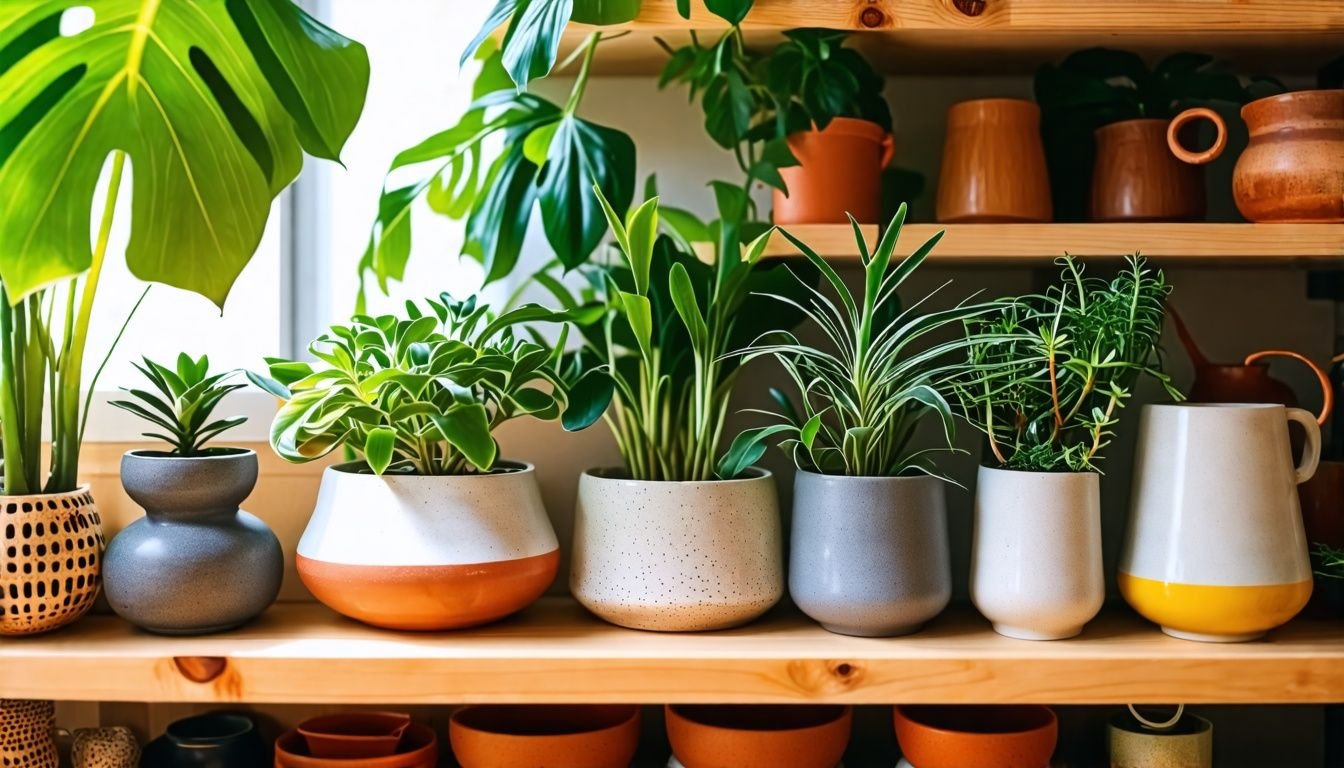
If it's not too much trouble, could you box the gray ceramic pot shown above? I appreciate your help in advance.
[789,472,952,637]
[103,449,282,635]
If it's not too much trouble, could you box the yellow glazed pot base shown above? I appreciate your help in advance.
[1118,572,1312,642]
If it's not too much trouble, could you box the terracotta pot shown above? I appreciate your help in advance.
[274,723,437,768]
[773,117,892,225]
[666,705,851,768]
[1090,118,1206,221]
[1170,90,1344,222]
[296,712,411,759]
[296,461,559,631]
[1,699,58,768]
[449,705,639,768]
[936,99,1051,223]
[893,705,1057,768]
[0,486,103,636]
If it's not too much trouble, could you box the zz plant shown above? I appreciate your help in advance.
[949,256,1178,472]
[109,355,246,457]
[251,295,596,476]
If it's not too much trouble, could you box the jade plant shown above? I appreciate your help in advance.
[949,256,1179,472]
[109,355,246,457]
[0,1,368,494]
[250,295,596,476]
[739,207,1004,479]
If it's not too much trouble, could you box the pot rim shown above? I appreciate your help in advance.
[794,468,943,483]
[1108,710,1212,736]
[581,466,771,485]
[666,704,851,735]
[1243,87,1344,111]
[0,483,92,501]
[124,447,255,461]
[326,459,534,479]
[976,464,1098,479]
[1144,402,1284,411]
[895,704,1057,739]
[449,704,639,738]
[789,115,888,141]
[165,712,255,742]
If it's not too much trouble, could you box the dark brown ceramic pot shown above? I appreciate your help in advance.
[1170,90,1344,222]
[1090,118,1206,221]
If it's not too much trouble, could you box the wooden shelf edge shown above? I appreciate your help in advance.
[2,600,1341,705]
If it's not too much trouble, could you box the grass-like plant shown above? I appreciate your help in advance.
[739,207,1005,478]
[109,355,246,457]
[1314,543,1344,580]
[949,256,1178,472]
[250,295,595,476]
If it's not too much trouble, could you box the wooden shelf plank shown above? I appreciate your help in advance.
[764,223,1344,265]
[561,0,1344,76]
[2,600,1341,704]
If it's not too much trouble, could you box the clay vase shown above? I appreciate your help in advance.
[0,699,58,768]
[449,705,640,768]
[1109,706,1212,768]
[274,723,438,768]
[0,487,103,636]
[68,727,140,768]
[297,461,559,631]
[141,713,268,768]
[666,705,851,768]
[1090,118,1207,221]
[936,99,1052,222]
[893,705,1058,768]
[1121,404,1319,642]
[774,117,892,225]
[1170,90,1344,222]
[296,712,411,759]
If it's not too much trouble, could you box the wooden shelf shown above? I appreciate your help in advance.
[562,0,1344,76]
[764,223,1344,265]
[2,600,1341,705]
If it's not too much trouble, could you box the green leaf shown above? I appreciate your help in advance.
[618,290,654,362]
[460,0,518,68]
[499,0,574,89]
[717,424,792,479]
[521,120,560,166]
[431,404,498,471]
[363,427,397,475]
[536,115,636,271]
[668,262,708,351]
[0,0,369,307]
[571,0,642,24]
[624,197,660,294]
[561,366,614,431]
[703,0,753,25]
[676,0,691,18]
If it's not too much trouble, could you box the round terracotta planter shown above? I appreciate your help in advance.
[666,705,851,768]
[275,723,437,768]
[449,705,639,768]
[0,486,103,636]
[296,461,559,631]
[773,117,892,225]
[894,705,1057,768]
[570,468,784,632]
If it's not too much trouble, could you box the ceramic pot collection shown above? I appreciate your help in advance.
[103,449,283,635]
[936,98,1052,223]
[0,487,103,636]
[774,117,893,225]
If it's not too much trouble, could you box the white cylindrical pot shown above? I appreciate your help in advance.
[970,466,1104,640]
[296,461,559,631]
[570,468,784,632]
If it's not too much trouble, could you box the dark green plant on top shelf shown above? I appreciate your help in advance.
[109,355,247,458]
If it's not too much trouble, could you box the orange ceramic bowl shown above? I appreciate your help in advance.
[666,705,851,768]
[275,722,436,768]
[297,711,411,758]
[449,705,640,768]
[894,705,1057,768]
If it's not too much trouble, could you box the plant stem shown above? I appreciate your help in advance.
[563,33,601,118]
[0,288,29,495]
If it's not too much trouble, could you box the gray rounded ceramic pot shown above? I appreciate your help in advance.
[789,471,952,637]
[103,449,282,635]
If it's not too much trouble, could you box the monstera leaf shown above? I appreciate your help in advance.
[0,0,369,307]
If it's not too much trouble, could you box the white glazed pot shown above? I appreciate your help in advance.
[970,466,1104,640]
[296,461,559,630]
[570,468,784,631]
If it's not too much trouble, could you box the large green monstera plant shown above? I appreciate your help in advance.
[0,1,368,495]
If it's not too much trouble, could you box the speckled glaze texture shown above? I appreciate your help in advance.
[1109,711,1212,768]
[570,468,783,632]
[970,467,1104,641]
[790,472,951,637]
[103,450,282,635]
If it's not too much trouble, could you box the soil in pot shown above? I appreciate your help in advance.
[449,705,640,768]
[894,705,1057,768]
[666,704,851,768]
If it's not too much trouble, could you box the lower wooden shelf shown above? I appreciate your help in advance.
[1,600,1341,705]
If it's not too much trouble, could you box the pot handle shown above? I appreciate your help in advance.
[879,133,894,168]
[1127,703,1184,731]
[1286,407,1322,485]
[1167,107,1228,165]
[1244,349,1335,425]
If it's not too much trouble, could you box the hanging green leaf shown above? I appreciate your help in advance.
[572,0,642,24]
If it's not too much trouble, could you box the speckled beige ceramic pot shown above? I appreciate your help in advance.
[1109,709,1212,768]
[570,468,784,632]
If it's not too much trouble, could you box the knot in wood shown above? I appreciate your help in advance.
[859,6,886,28]
[952,0,987,16]
[786,659,865,693]
[174,655,228,683]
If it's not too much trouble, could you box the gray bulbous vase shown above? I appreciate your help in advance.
[789,471,952,637]
[103,449,283,635]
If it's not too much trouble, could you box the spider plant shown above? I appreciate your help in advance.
[109,354,246,457]
[738,205,1005,478]
[949,256,1178,472]
[1315,543,1344,580]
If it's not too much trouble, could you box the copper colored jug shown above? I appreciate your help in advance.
[1169,90,1344,222]
[1090,118,1207,221]
[936,99,1052,223]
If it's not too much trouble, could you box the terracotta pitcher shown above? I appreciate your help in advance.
[936,98,1052,223]
[1169,90,1344,222]
[1091,118,1207,221]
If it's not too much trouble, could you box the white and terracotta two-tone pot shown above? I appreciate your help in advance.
[970,466,1104,640]
[296,461,559,631]
[570,468,784,632]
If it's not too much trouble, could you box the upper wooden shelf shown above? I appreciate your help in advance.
[764,223,1344,266]
[2,600,1341,704]
[562,0,1344,75]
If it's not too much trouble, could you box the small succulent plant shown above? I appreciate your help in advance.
[110,354,246,457]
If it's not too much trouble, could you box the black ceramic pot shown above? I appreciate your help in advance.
[142,713,266,767]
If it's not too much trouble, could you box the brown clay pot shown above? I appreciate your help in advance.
[893,705,1057,768]
[936,98,1052,223]
[275,723,437,768]
[1091,118,1207,221]
[773,117,892,225]
[296,711,411,759]
[665,704,851,768]
[1170,90,1344,222]
[449,705,640,768]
